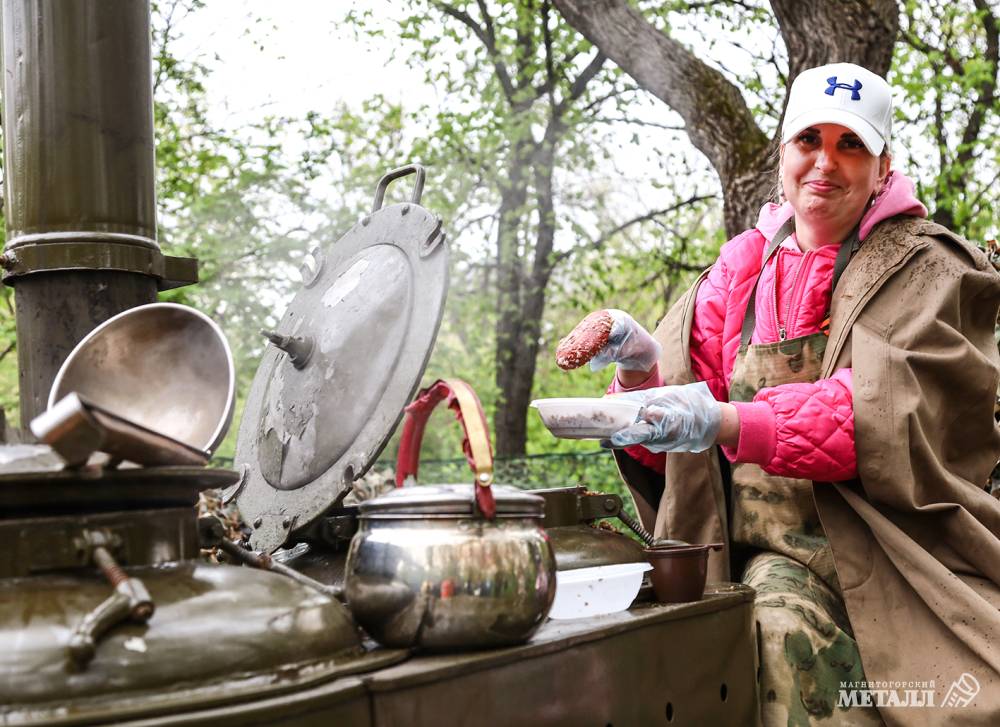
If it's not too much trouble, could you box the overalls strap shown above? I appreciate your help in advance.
[738,218,860,350]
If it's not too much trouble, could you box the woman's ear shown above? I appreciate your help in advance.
[878,154,891,185]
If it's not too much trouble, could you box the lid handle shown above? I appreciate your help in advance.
[372,164,426,213]
[395,378,496,519]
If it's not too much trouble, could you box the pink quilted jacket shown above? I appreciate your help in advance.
[612,171,927,481]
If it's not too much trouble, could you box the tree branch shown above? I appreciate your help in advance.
[552,0,766,179]
[565,50,607,105]
[551,0,771,234]
[770,0,898,83]
[434,1,517,103]
[554,193,715,264]
[957,0,998,165]
[541,0,557,104]
[580,86,636,114]
[899,27,965,76]
[592,116,686,131]
[676,0,758,12]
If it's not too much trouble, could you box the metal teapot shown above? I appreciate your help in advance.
[344,379,556,649]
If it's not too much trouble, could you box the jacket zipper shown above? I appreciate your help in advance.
[775,248,812,341]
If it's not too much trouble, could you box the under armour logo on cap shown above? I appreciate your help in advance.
[825,77,863,100]
[781,63,893,155]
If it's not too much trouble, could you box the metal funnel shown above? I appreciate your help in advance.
[48,303,235,454]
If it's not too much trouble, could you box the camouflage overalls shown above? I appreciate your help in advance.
[729,220,882,727]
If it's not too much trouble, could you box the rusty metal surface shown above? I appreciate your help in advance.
[234,188,448,553]
[0,466,238,515]
[49,303,236,455]
[365,584,758,726]
[0,563,411,726]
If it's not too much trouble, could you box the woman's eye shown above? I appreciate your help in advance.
[796,132,819,145]
[841,137,866,150]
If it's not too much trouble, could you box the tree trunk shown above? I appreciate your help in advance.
[551,0,899,236]
[494,136,532,455]
[771,0,898,82]
[493,134,561,456]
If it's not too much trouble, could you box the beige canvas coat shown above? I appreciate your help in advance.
[616,217,1000,724]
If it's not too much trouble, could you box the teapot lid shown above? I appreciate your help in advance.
[359,484,545,518]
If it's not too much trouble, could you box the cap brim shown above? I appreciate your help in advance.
[781,108,885,156]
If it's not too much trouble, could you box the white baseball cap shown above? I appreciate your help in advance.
[781,63,893,156]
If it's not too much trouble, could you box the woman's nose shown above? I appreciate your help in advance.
[814,147,837,172]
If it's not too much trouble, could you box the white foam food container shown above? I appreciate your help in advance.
[530,396,642,440]
[548,562,653,620]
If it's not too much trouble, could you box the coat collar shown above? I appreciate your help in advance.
[822,217,945,375]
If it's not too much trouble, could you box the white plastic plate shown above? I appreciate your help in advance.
[530,397,642,440]
[548,562,653,620]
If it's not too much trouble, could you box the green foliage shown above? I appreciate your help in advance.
[893,0,999,241]
[638,0,785,134]
[1,1,996,479]
[346,0,721,457]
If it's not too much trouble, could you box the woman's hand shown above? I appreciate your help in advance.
[605,382,723,453]
[556,309,661,377]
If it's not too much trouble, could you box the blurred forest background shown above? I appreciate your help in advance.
[0,0,996,496]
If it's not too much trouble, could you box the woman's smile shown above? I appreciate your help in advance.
[802,178,841,194]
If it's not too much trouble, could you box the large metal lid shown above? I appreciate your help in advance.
[359,484,545,519]
[231,166,448,552]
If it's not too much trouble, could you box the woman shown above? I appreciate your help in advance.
[558,63,1000,726]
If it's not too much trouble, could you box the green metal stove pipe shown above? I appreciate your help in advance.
[0,0,196,426]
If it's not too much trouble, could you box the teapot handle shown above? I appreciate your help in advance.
[395,378,496,519]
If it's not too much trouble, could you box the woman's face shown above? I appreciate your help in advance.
[780,123,890,234]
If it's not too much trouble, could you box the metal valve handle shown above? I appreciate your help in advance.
[66,530,155,671]
[395,378,496,519]
[372,164,426,212]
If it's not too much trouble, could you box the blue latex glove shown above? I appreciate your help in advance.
[605,382,722,453]
[589,309,662,372]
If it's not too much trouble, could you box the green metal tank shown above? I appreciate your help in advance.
[0,457,405,725]
[0,3,404,724]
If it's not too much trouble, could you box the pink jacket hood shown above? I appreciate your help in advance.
[754,170,928,244]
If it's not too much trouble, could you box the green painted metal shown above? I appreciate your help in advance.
[1,0,156,250]
[535,486,646,569]
[5,585,756,726]
[545,523,645,570]
[0,563,407,725]
[365,585,759,726]
[14,272,159,424]
[0,465,238,515]
[0,0,198,425]
[0,507,198,578]
[0,242,198,288]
